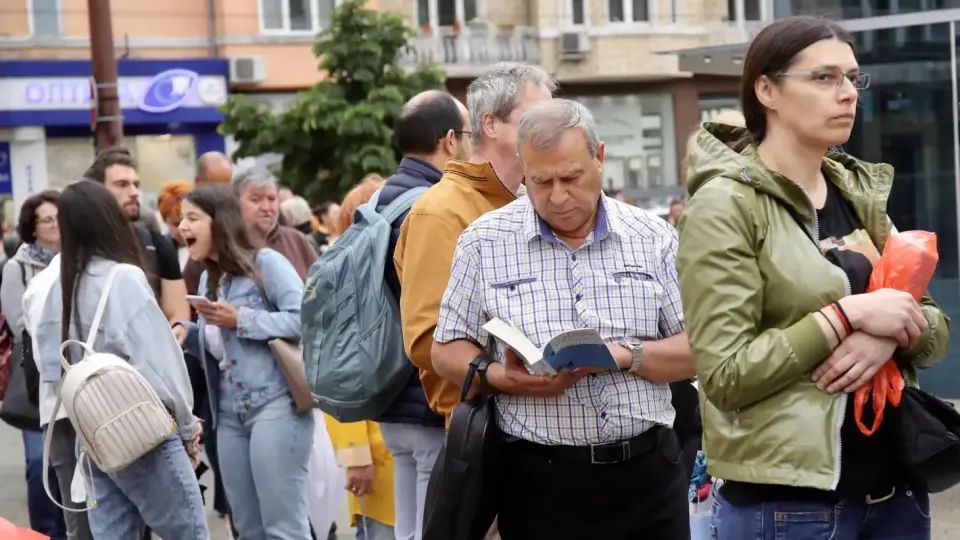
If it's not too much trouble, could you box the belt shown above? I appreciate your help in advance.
[513,426,665,465]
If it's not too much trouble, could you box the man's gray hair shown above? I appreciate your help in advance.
[231,166,279,196]
[467,62,557,146]
[516,99,600,157]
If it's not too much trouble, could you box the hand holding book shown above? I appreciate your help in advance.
[484,348,587,398]
[482,318,621,376]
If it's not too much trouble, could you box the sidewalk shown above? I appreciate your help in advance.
[1,422,957,538]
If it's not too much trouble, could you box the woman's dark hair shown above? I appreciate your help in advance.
[183,185,262,300]
[738,16,853,148]
[18,190,60,244]
[59,181,146,346]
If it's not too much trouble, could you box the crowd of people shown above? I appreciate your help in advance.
[0,14,951,540]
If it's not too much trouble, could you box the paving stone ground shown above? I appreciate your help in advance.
[1,422,957,539]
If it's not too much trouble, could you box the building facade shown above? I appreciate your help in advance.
[671,7,960,396]
[0,0,770,205]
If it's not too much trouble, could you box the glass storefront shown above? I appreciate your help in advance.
[573,94,678,191]
[841,22,960,395]
[45,135,198,211]
[774,0,960,20]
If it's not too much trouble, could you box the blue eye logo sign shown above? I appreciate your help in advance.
[138,69,200,113]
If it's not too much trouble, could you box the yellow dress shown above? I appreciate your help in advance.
[323,414,396,527]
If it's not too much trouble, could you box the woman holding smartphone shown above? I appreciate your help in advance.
[177,185,314,539]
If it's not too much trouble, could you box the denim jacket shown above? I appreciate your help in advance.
[181,248,303,425]
[35,258,198,441]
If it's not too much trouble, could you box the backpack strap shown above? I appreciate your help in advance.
[379,186,429,224]
[42,263,125,514]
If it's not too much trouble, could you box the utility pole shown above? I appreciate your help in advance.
[87,0,123,152]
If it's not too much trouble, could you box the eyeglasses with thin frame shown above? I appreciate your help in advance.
[37,216,58,226]
[453,130,472,138]
[775,69,871,90]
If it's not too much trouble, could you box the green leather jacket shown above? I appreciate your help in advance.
[677,124,950,490]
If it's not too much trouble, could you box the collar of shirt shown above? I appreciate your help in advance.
[442,159,516,207]
[522,195,624,245]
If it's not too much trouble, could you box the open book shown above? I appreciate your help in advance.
[482,317,619,376]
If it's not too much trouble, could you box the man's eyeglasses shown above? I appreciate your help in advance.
[775,69,871,90]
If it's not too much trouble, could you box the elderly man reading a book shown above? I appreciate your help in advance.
[430,98,695,539]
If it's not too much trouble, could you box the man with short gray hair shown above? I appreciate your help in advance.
[395,62,555,425]
[431,99,694,538]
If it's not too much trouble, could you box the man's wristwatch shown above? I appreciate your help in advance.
[621,338,644,373]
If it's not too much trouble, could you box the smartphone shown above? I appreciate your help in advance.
[185,295,213,307]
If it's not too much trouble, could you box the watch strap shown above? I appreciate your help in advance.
[624,338,644,373]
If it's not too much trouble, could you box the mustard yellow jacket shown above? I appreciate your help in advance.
[323,415,395,527]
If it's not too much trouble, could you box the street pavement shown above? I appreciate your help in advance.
[1,422,958,539]
[0,422,355,540]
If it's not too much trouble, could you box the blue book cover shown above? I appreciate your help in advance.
[482,318,619,375]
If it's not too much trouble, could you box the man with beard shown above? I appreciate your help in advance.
[83,147,191,327]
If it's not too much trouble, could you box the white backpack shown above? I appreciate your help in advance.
[42,264,177,510]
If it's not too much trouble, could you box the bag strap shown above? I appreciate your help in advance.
[41,264,125,513]
[85,264,122,348]
[459,354,492,402]
[379,186,428,224]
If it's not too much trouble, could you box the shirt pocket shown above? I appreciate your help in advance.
[486,275,545,331]
[224,276,267,312]
[587,265,664,339]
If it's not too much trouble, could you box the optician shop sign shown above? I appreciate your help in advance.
[0,69,228,113]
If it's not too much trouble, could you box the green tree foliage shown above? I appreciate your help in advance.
[219,0,445,202]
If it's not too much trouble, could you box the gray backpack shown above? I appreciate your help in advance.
[302,186,428,423]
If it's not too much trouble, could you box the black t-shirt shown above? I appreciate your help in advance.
[151,229,183,281]
[722,180,907,504]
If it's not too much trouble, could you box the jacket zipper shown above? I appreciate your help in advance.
[804,191,847,491]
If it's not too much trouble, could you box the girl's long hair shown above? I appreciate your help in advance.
[183,185,262,299]
[58,181,146,346]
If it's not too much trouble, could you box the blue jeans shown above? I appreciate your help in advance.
[355,517,394,540]
[22,429,67,539]
[378,423,445,540]
[85,435,209,540]
[711,485,932,539]
[217,391,314,540]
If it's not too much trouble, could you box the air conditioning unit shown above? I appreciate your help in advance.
[559,32,590,59]
[229,56,266,85]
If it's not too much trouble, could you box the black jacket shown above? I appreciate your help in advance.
[375,157,445,428]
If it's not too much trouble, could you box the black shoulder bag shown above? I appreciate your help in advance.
[422,355,502,540]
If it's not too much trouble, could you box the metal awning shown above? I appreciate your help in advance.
[661,8,960,76]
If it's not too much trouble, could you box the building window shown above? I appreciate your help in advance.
[571,0,586,25]
[415,0,482,30]
[608,0,650,22]
[30,0,62,36]
[260,0,339,33]
[574,94,677,191]
[726,0,762,21]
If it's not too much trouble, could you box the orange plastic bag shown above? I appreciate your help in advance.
[0,517,49,539]
[856,231,939,436]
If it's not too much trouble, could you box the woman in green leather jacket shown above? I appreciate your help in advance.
[677,16,950,540]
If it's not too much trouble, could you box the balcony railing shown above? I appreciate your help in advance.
[401,26,541,76]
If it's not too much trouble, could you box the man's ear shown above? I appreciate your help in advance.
[441,129,456,155]
[481,112,498,141]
